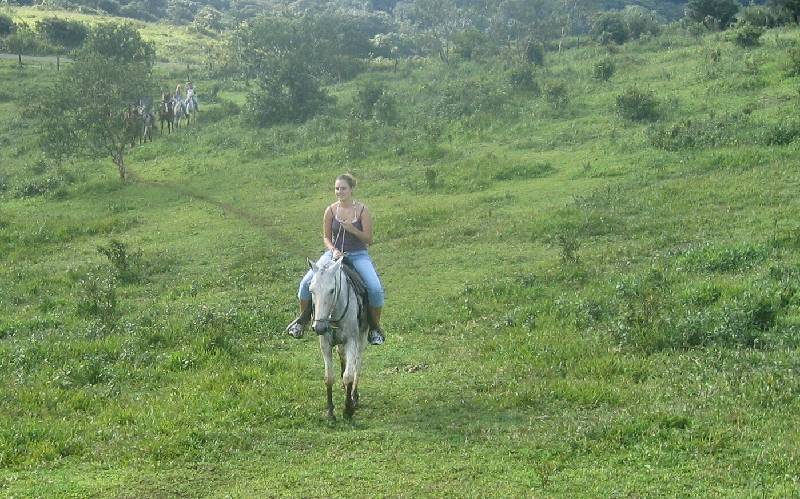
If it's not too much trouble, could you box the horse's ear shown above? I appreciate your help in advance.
[307,257,318,272]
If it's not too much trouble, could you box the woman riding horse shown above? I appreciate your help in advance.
[287,173,386,345]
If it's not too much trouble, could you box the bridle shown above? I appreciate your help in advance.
[315,263,352,331]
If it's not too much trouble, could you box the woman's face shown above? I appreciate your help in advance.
[335,179,352,202]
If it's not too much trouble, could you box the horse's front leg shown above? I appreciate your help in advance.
[321,337,336,421]
[342,343,360,419]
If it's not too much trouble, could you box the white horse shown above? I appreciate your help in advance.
[308,256,368,420]
[173,97,187,129]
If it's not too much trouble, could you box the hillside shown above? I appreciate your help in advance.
[2,12,800,497]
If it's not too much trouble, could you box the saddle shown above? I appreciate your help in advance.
[341,261,369,326]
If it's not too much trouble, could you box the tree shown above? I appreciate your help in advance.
[0,14,14,37]
[685,0,740,30]
[30,23,155,181]
[36,18,89,50]
[4,24,39,66]
[770,0,800,23]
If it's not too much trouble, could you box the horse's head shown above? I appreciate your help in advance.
[308,256,344,334]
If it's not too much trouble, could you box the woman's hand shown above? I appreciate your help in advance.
[340,220,358,234]
[332,249,344,260]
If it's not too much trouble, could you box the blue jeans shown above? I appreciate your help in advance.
[298,250,384,307]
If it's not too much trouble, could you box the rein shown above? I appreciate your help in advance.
[329,264,351,325]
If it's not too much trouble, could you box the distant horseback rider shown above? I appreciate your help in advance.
[186,81,198,111]
[287,173,386,345]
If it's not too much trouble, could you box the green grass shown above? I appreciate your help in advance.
[2,18,800,497]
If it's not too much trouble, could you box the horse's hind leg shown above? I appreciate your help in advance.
[344,382,355,419]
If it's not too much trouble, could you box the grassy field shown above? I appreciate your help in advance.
[1,6,217,65]
[2,18,800,497]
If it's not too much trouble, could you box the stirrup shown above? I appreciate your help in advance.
[286,319,306,339]
[368,328,385,345]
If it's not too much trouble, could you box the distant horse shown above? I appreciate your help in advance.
[173,98,187,129]
[138,105,154,144]
[123,104,140,147]
[184,95,196,125]
[159,97,174,134]
[308,256,369,420]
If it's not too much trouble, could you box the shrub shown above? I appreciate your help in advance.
[786,47,800,76]
[525,41,545,66]
[353,81,397,124]
[544,81,569,109]
[433,79,508,118]
[738,5,788,28]
[452,28,488,61]
[0,14,14,37]
[592,58,615,81]
[623,6,662,39]
[730,23,764,48]
[97,239,143,283]
[76,271,118,327]
[615,87,660,121]
[244,66,333,127]
[35,18,88,51]
[591,11,630,45]
[508,64,540,94]
[685,0,740,30]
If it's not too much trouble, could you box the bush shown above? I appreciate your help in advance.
[0,14,14,37]
[35,18,88,51]
[592,58,615,81]
[353,81,397,124]
[685,0,740,30]
[737,5,788,28]
[615,87,660,121]
[525,41,545,66]
[730,23,764,48]
[76,271,118,328]
[244,66,333,127]
[591,11,630,44]
[97,239,143,283]
[623,6,662,39]
[508,64,540,94]
[787,47,800,76]
[432,79,508,118]
[543,81,569,109]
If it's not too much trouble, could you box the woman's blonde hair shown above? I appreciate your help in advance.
[336,173,357,189]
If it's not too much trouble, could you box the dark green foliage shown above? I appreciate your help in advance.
[97,239,143,283]
[648,112,748,150]
[30,23,155,180]
[593,57,616,81]
[591,11,630,44]
[679,243,769,273]
[432,79,508,118]
[615,86,660,121]
[76,271,118,326]
[786,47,800,76]
[508,64,540,94]
[0,14,14,36]
[82,22,155,65]
[492,161,555,181]
[623,5,662,39]
[453,28,489,60]
[244,64,333,127]
[738,5,789,27]
[685,0,740,30]
[770,0,800,23]
[35,18,89,51]
[730,23,764,47]
[353,81,397,124]
[759,120,800,145]
[544,80,569,109]
[525,41,545,66]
